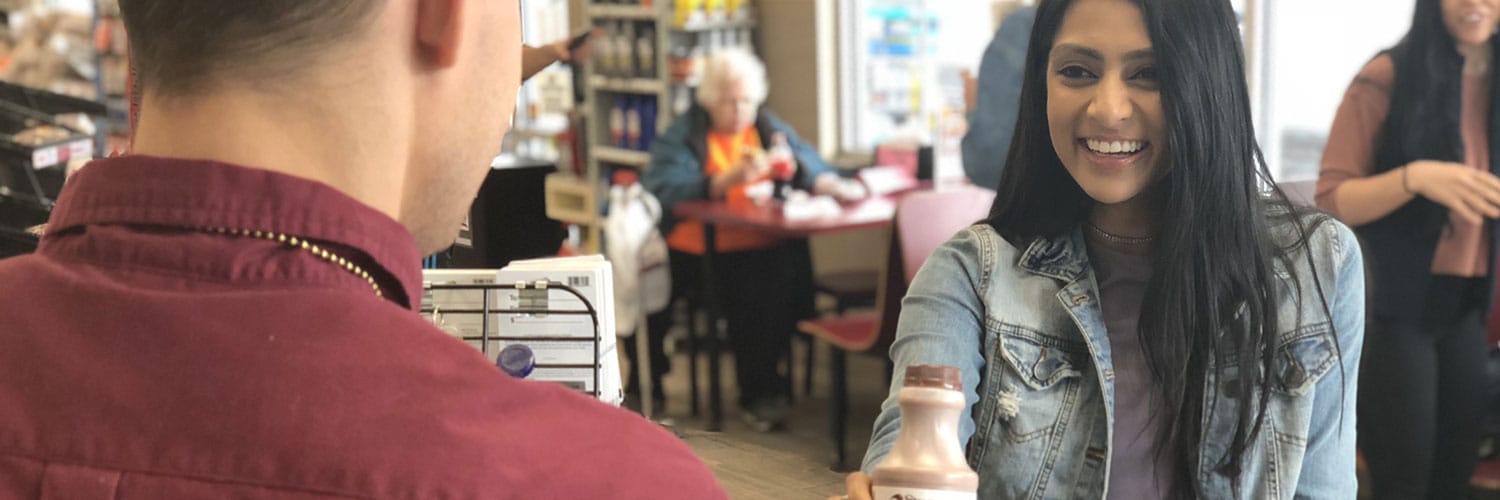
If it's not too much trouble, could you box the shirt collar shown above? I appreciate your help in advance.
[44,155,424,309]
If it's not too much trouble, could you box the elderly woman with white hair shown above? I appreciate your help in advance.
[641,49,863,431]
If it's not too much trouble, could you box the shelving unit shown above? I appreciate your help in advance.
[592,145,652,168]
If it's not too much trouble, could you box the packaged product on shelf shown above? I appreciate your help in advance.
[639,97,657,150]
[625,98,641,150]
[593,23,615,77]
[704,0,726,22]
[12,125,72,146]
[1,6,97,100]
[635,28,656,77]
[609,99,626,147]
[726,0,750,20]
[674,0,699,28]
[614,22,634,77]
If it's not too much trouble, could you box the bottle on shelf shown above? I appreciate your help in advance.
[609,99,626,147]
[636,27,657,78]
[869,365,979,500]
[674,0,700,28]
[615,21,634,77]
[639,97,658,151]
[625,98,642,150]
[704,0,727,22]
[593,22,614,77]
[727,0,750,21]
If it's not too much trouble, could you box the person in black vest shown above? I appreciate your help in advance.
[1316,0,1500,496]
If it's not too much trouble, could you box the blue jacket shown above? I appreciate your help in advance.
[962,6,1035,190]
[642,105,834,234]
[863,216,1364,498]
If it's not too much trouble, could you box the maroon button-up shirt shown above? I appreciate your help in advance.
[0,156,725,499]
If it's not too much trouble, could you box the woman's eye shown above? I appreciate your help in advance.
[1132,66,1159,81]
[1057,65,1095,79]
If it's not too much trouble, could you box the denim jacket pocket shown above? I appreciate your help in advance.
[1273,323,1337,397]
[986,323,1087,444]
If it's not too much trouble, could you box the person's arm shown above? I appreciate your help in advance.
[960,6,1032,190]
[860,227,989,473]
[642,119,707,234]
[1318,55,1500,226]
[1293,221,1364,498]
[1330,160,1500,226]
[520,44,567,82]
[521,30,598,82]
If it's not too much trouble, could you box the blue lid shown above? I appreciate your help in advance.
[497,345,536,378]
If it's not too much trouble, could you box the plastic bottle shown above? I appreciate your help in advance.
[640,97,658,150]
[636,28,657,77]
[609,99,626,147]
[497,345,536,378]
[625,98,642,150]
[766,133,795,200]
[870,365,980,500]
[615,22,635,77]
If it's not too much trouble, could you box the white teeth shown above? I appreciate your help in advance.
[1086,139,1145,155]
[1466,13,1485,22]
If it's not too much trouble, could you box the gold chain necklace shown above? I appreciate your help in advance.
[202,227,382,298]
[1084,221,1155,247]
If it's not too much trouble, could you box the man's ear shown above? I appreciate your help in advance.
[416,0,463,68]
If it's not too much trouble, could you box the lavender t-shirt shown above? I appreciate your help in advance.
[1087,240,1175,499]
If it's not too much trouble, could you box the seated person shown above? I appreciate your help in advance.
[642,49,864,431]
[0,1,724,498]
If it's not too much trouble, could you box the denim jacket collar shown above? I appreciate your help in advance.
[1018,229,1092,282]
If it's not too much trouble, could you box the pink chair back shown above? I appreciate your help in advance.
[873,142,921,180]
[894,187,997,284]
[865,186,997,353]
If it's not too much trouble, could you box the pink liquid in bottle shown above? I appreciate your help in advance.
[871,365,979,500]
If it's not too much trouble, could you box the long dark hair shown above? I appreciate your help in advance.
[1384,0,1492,170]
[987,0,1334,496]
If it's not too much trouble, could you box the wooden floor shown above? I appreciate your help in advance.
[629,337,888,499]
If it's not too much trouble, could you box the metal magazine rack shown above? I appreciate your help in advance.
[420,280,604,398]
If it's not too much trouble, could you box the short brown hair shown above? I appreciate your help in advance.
[120,1,382,95]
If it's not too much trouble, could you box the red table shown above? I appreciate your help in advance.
[672,189,918,431]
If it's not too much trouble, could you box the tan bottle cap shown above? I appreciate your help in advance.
[904,365,961,391]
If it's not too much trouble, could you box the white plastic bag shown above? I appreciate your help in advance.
[603,184,672,336]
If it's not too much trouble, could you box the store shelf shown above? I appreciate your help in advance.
[589,76,667,95]
[593,146,651,168]
[589,4,656,20]
[673,18,756,32]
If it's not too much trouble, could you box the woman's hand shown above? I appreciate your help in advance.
[828,472,873,500]
[709,154,769,199]
[1408,160,1500,225]
[814,174,870,203]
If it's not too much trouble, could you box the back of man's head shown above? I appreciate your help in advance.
[119,1,381,97]
[118,1,524,254]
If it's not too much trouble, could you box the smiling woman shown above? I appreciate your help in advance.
[843,0,1368,498]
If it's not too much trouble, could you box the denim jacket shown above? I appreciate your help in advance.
[862,218,1364,499]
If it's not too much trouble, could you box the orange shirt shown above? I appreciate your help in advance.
[1316,54,1493,277]
[668,127,782,254]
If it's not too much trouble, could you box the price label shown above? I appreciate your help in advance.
[32,147,59,169]
[67,139,92,159]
